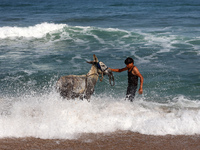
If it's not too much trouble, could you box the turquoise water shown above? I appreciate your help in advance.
[0,0,200,138]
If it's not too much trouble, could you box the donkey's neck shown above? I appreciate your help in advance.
[87,65,98,76]
[87,64,99,86]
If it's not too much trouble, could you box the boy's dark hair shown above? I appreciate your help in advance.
[124,57,134,65]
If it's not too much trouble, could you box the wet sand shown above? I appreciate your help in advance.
[1,131,200,150]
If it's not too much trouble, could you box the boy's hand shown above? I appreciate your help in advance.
[138,88,143,94]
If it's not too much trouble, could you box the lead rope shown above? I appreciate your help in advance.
[99,72,104,82]
[109,74,115,86]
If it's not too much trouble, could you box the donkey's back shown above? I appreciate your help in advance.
[56,75,87,99]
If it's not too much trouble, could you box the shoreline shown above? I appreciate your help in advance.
[1,131,200,150]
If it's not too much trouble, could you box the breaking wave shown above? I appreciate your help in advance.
[0,89,200,139]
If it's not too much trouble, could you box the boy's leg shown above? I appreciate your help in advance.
[126,86,137,102]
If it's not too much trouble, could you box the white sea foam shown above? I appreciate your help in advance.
[0,22,66,39]
[0,91,200,139]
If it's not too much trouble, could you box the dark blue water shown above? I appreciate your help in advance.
[0,0,200,138]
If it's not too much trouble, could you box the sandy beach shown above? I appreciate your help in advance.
[1,131,200,150]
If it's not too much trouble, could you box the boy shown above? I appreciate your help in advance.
[110,57,143,101]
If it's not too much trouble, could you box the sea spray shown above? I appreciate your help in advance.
[1,91,200,139]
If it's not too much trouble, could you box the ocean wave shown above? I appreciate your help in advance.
[0,92,200,139]
[0,22,66,39]
[0,22,196,56]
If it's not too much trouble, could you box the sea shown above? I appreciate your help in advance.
[0,0,200,139]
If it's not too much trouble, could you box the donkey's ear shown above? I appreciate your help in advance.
[86,61,95,64]
[93,54,99,63]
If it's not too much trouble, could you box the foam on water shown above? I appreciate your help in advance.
[1,90,200,139]
[0,22,66,39]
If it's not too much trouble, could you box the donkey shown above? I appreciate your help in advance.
[56,54,114,100]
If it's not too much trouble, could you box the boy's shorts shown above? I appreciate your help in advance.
[126,86,137,102]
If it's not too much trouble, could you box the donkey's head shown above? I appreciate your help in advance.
[87,54,115,86]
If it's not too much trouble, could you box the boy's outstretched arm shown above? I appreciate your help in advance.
[109,67,128,72]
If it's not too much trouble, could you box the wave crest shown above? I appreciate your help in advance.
[0,22,66,39]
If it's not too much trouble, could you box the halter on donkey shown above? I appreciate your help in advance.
[56,55,114,100]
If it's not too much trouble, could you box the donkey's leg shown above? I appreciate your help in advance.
[84,79,96,100]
